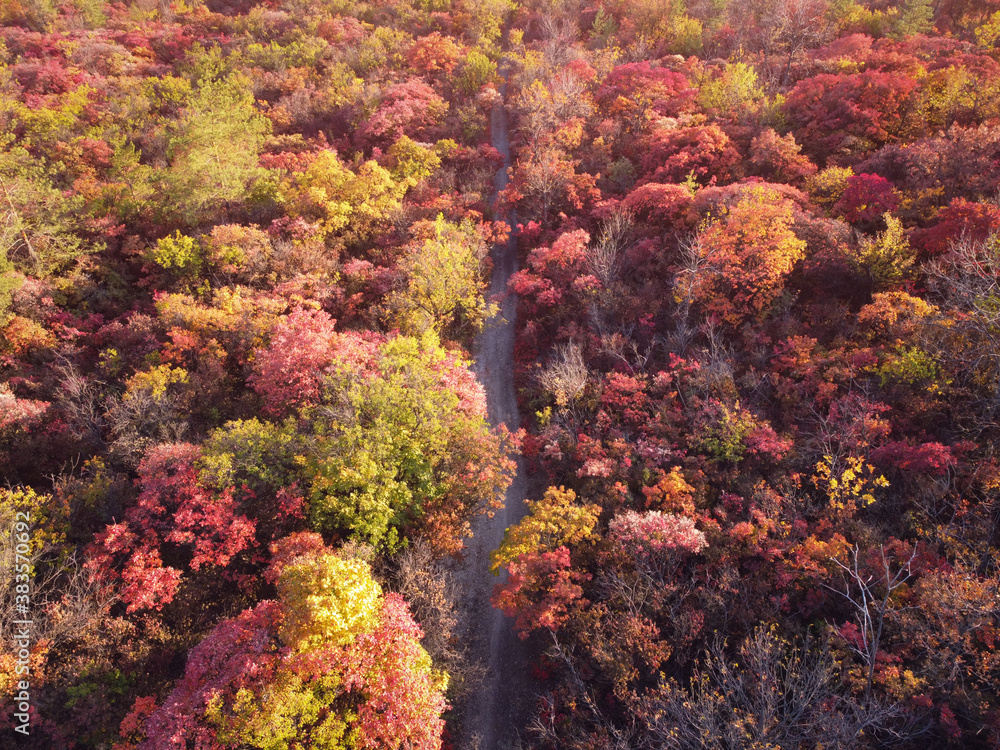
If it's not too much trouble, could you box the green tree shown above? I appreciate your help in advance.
[698,62,768,118]
[461,0,516,46]
[456,49,498,95]
[0,249,21,327]
[0,140,88,278]
[147,231,201,280]
[199,419,301,501]
[162,74,271,225]
[387,215,498,342]
[306,331,514,554]
[385,136,442,184]
[890,0,934,39]
[853,213,914,290]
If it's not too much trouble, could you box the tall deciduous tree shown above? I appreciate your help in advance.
[305,331,515,555]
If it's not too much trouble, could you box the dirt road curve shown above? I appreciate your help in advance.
[451,82,536,750]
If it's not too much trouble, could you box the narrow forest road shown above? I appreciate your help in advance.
[451,73,536,750]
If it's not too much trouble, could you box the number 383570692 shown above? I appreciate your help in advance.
[13,512,31,588]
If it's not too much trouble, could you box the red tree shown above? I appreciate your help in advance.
[833,173,900,224]
[594,62,696,132]
[87,443,256,612]
[639,124,741,185]
[784,70,919,163]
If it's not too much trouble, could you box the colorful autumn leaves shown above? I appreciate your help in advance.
[515,185,807,332]
[89,313,516,616]
[678,186,807,327]
[489,486,708,639]
[79,299,512,748]
[127,535,447,750]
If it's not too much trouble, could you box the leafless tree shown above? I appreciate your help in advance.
[36,559,119,649]
[587,207,632,288]
[921,231,1000,437]
[776,0,833,84]
[0,492,117,648]
[538,340,589,409]
[104,384,189,469]
[55,359,106,449]
[382,540,485,699]
[515,148,573,225]
[691,319,738,400]
[596,329,660,377]
[537,630,637,750]
[538,15,580,69]
[639,626,921,750]
[671,232,716,345]
[548,67,593,119]
[726,0,830,83]
[825,544,918,701]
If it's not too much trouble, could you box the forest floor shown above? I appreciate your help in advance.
[449,73,539,750]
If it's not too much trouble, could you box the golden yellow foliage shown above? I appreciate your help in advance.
[277,551,382,650]
[490,486,601,574]
[814,455,889,512]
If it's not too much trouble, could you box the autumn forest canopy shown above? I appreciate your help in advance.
[2,0,1000,746]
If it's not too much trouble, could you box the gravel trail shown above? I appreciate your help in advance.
[451,77,536,750]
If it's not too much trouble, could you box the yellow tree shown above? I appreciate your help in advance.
[490,486,601,574]
[277,548,383,650]
[279,151,406,245]
[133,536,448,750]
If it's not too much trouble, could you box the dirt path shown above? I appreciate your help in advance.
[451,74,536,750]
